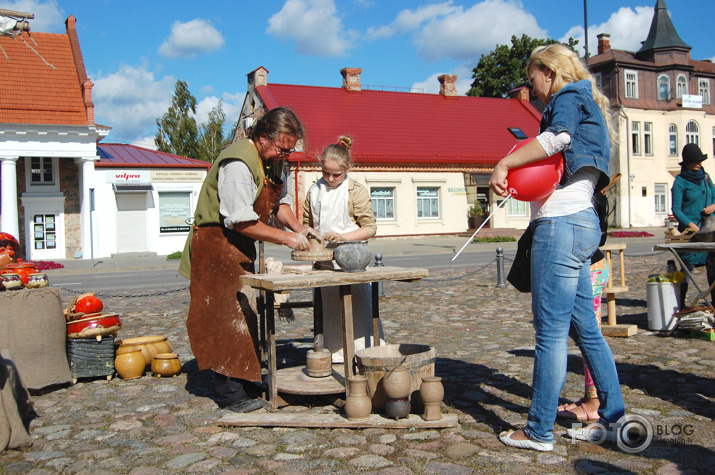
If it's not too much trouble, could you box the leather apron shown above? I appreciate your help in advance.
[186,176,283,381]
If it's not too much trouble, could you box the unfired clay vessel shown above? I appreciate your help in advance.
[333,241,371,272]
[345,375,372,421]
[419,376,444,421]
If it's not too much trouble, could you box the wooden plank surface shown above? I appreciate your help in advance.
[219,412,458,429]
[240,266,429,291]
[602,324,638,337]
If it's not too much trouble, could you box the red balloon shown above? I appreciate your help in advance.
[506,138,564,201]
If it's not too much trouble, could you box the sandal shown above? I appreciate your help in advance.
[499,430,553,452]
[557,401,599,422]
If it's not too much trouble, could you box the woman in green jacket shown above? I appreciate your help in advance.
[671,143,715,306]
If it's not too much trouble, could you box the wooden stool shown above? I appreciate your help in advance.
[600,243,637,337]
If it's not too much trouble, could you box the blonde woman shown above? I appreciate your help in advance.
[303,136,381,363]
[490,44,625,451]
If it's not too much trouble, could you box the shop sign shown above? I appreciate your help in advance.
[107,170,150,184]
[151,170,205,183]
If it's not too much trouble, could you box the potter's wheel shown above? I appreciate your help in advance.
[291,249,334,261]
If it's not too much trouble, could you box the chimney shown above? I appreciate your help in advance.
[597,33,611,54]
[438,74,458,97]
[82,79,95,124]
[247,66,269,89]
[341,67,362,92]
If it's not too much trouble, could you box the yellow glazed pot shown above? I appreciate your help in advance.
[151,353,181,377]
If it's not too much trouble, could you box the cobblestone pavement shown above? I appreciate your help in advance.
[1,250,714,474]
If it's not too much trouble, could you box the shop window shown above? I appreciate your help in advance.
[676,74,687,98]
[158,192,191,233]
[668,124,678,156]
[371,187,394,220]
[33,214,57,250]
[625,70,638,99]
[686,120,700,146]
[644,122,653,156]
[657,75,670,100]
[654,184,667,214]
[631,121,641,155]
[416,187,439,219]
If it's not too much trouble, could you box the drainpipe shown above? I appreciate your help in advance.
[294,158,301,221]
[618,106,632,228]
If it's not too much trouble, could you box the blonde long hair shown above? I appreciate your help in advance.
[527,44,615,141]
[320,135,353,170]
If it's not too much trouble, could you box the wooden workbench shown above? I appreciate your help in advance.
[240,266,429,410]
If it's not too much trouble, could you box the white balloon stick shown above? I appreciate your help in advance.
[452,193,513,262]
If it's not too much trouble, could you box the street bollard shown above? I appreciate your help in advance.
[374,253,385,297]
[496,247,506,287]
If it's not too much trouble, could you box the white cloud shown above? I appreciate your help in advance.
[267,0,354,57]
[559,6,654,56]
[195,92,244,132]
[90,64,175,144]
[0,0,64,32]
[365,0,545,62]
[411,64,473,95]
[158,19,225,59]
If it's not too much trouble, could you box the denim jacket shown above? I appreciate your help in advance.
[540,79,610,191]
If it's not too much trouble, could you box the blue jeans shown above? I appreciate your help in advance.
[524,209,625,443]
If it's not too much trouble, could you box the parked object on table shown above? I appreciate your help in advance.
[383,365,411,420]
[114,349,145,380]
[306,348,332,378]
[151,353,181,377]
[419,376,444,421]
[66,313,121,340]
[1,273,22,290]
[333,240,371,272]
[646,272,684,331]
[25,272,48,289]
[344,375,372,421]
[64,292,103,321]
[1,260,37,285]
[291,238,334,262]
[356,343,435,410]
[66,335,115,383]
[117,335,171,366]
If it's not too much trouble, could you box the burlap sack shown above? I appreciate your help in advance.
[0,350,32,451]
[0,287,71,389]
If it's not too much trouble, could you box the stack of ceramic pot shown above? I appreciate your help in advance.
[383,366,411,420]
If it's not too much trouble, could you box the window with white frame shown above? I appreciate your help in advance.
[632,121,641,155]
[644,122,653,155]
[668,124,678,156]
[593,72,602,91]
[30,157,54,185]
[686,120,700,146]
[370,187,395,220]
[699,79,711,105]
[654,184,667,214]
[32,214,57,250]
[658,75,670,100]
[676,74,688,98]
[416,187,439,219]
[625,70,638,99]
[507,198,526,217]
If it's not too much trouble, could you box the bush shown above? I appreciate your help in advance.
[607,230,654,238]
[468,201,483,217]
[472,236,516,243]
[29,260,64,270]
[167,251,182,260]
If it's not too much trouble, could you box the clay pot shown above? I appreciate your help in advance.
[151,353,181,377]
[118,335,170,366]
[1,273,23,290]
[1,259,38,285]
[306,348,332,378]
[385,396,411,420]
[25,272,49,288]
[115,349,145,380]
[382,366,411,399]
[419,376,444,421]
[333,241,371,272]
[67,313,122,340]
[344,375,372,421]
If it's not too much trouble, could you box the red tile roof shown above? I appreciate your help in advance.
[96,143,211,170]
[258,83,542,166]
[0,16,90,126]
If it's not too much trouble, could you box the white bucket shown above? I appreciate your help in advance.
[645,281,681,331]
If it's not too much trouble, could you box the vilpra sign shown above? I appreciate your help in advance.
[107,170,150,184]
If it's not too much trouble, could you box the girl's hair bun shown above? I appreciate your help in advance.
[337,135,352,150]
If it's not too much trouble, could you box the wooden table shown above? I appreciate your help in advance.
[240,266,428,410]
[653,242,715,311]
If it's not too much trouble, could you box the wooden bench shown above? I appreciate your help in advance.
[600,243,638,337]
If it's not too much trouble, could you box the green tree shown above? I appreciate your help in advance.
[196,99,231,162]
[155,80,199,158]
[467,35,578,98]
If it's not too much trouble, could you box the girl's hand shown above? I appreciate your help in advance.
[323,231,344,243]
[687,222,700,232]
[300,226,321,241]
[703,204,715,215]
[489,161,510,197]
[285,232,310,250]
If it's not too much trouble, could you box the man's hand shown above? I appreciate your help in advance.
[323,231,345,243]
[285,232,310,251]
[300,226,321,241]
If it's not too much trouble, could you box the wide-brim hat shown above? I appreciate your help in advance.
[680,143,708,166]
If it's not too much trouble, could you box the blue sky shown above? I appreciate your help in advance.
[4,0,714,148]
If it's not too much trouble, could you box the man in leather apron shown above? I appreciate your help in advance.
[179,108,317,413]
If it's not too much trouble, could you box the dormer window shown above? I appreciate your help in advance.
[657,75,670,100]
[625,70,638,99]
